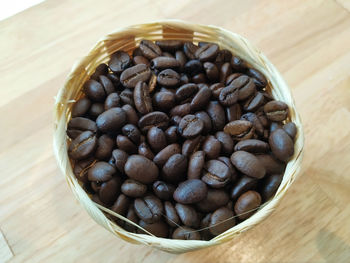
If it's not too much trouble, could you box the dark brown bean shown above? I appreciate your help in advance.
[175,51,187,70]
[138,111,169,133]
[138,220,169,238]
[195,43,219,62]
[192,73,207,84]
[116,135,137,154]
[184,60,203,76]
[120,89,134,106]
[187,151,205,180]
[230,176,258,200]
[121,104,139,126]
[108,50,131,73]
[120,64,151,88]
[182,136,203,157]
[202,135,221,160]
[153,144,181,167]
[255,154,286,174]
[283,122,297,140]
[111,194,130,216]
[234,190,261,220]
[183,42,199,60]
[122,124,141,145]
[230,151,266,179]
[162,154,187,183]
[170,103,191,117]
[88,161,116,182]
[72,97,91,117]
[224,120,254,141]
[206,101,225,131]
[194,111,212,134]
[67,117,97,139]
[107,73,120,88]
[112,149,128,174]
[96,107,126,134]
[104,93,120,110]
[88,103,104,120]
[133,55,150,66]
[134,195,163,223]
[260,174,283,201]
[172,227,200,240]
[173,179,208,204]
[264,101,289,121]
[98,75,115,95]
[153,91,176,111]
[226,73,243,86]
[219,62,232,83]
[210,83,225,99]
[84,79,106,102]
[215,131,234,155]
[153,181,176,201]
[244,92,265,112]
[231,56,246,72]
[125,155,159,184]
[68,131,97,160]
[175,83,198,102]
[121,179,147,198]
[175,203,200,228]
[164,201,180,227]
[138,142,155,160]
[190,85,212,111]
[203,62,219,81]
[95,134,114,160]
[73,157,95,183]
[139,39,162,59]
[178,114,204,139]
[133,81,153,114]
[165,126,178,144]
[99,177,121,205]
[269,129,294,162]
[124,206,139,232]
[147,127,167,153]
[234,139,269,153]
[150,56,180,70]
[196,189,229,213]
[241,112,264,136]
[209,207,235,235]
[202,160,231,188]
[156,40,183,52]
[246,68,267,88]
[157,69,180,87]
[91,63,109,80]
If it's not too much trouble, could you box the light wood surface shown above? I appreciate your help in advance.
[1,0,350,262]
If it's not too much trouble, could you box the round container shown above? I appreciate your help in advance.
[53,20,304,253]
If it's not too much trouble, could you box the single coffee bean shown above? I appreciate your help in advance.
[184,60,202,75]
[173,179,208,204]
[138,220,169,238]
[139,39,162,59]
[178,114,204,139]
[170,103,191,117]
[107,73,120,88]
[68,131,97,160]
[134,195,163,224]
[112,149,128,174]
[138,111,169,133]
[180,73,190,85]
[111,194,130,216]
[98,75,115,95]
[108,50,131,73]
[124,206,139,232]
[234,139,269,153]
[246,68,267,88]
[164,201,180,227]
[219,85,239,106]
[194,111,212,134]
[195,43,219,62]
[219,62,232,83]
[133,81,153,114]
[67,117,97,139]
[234,190,261,220]
[183,42,199,60]
[260,174,283,201]
[283,122,297,140]
[121,104,139,126]
[224,120,254,141]
[206,101,225,131]
[241,112,264,136]
[230,176,258,200]
[269,129,294,162]
[231,56,246,72]
[91,63,109,80]
[133,55,150,66]
[96,107,126,134]
[192,73,207,84]
[95,134,114,160]
[157,69,180,87]
[270,122,283,133]
[165,126,178,144]
[138,142,155,160]
[172,227,201,240]
[215,131,234,155]
[72,97,91,117]
[122,124,141,145]
[74,157,95,183]
[215,49,232,65]
[150,56,180,70]
[209,207,235,235]
[226,73,243,86]
[153,181,176,201]
[120,89,134,106]
[218,156,237,183]
[210,83,225,99]
[175,50,187,70]
[84,79,106,102]
[196,189,229,213]
[88,103,104,120]
[153,144,181,167]
[203,62,219,81]
[156,40,183,52]
[264,101,289,121]
[175,203,200,228]
[244,92,265,112]
[133,47,143,57]
[99,177,121,205]
[121,179,147,198]
[187,151,205,180]
[148,73,157,94]
[202,159,231,188]
[120,64,151,88]
[125,155,159,184]
[175,83,198,102]
[88,161,116,182]
[257,113,269,128]
[231,75,256,101]
[104,93,121,110]
[162,154,188,183]
[116,135,137,154]
[202,135,221,159]
[190,85,212,111]
[153,91,176,111]
[255,154,285,174]
[230,151,266,179]
[147,127,167,153]
[182,135,203,156]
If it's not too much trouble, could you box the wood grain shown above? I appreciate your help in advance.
[0,0,350,262]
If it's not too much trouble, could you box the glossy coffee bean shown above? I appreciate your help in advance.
[234,139,269,153]
[192,73,207,84]
[173,179,208,204]
[203,62,219,81]
[67,117,97,139]
[184,60,203,76]
[231,56,246,72]
[84,79,106,102]
[68,131,97,160]
[108,50,131,73]
[88,161,116,182]
[230,75,256,101]
[210,83,224,99]
[153,144,181,167]
[104,93,121,110]
[121,179,147,198]
[153,91,176,111]
[190,85,212,111]
[170,103,191,117]
[73,157,95,183]
[122,124,141,145]
[234,190,261,220]
[175,83,198,102]
[175,203,200,228]
[217,156,237,182]
[150,56,180,70]
[99,177,121,205]
[196,189,229,213]
[121,104,139,126]
[202,160,231,188]
[157,69,180,87]
[147,127,167,153]
[209,207,235,235]
[187,151,205,180]
[138,111,169,133]
[164,201,180,227]
[246,68,267,88]
[255,154,285,174]
[72,97,91,117]
[260,174,283,201]
[90,63,109,80]
[165,126,178,144]
[111,149,128,174]
[156,40,183,52]
[162,154,188,183]
[244,92,265,112]
[98,75,115,95]
[88,103,104,119]
[172,227,201,240]
[116,135,137,154]
[138,220,169,238]
[133,55,150,66]
[241,112,264,136]
[224,120,254,141]
[206,101,225,131]
[219,62,232,83]
[134,81,153,114]
[120,64,151,88]
[175,51,187,70]
[202,135,221,160]
[120,89,134,106]
[140,39,162,59]
[269,129,294,162]
[111,194,130,216]
[95,134,114,160]
[283,122,297,140]
[183,42,199,60]
[138,142,155,160]
[124,206,139,232]
[195,43,219,62]
[230,151,266,179]
[178,115,204,139]
[230,176,258,200]
[96,107,126,134]
[125,155,159,184]
[264,101,288,121]
[134,195,163,223]
[215,131,234,155]
[194,111,212,134]
[153,181,176,201]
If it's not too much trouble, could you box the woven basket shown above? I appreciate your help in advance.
[53,20,304,253]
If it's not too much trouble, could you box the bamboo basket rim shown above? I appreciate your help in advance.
[53,19,304,253]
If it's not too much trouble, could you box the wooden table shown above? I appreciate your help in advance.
[1,0,350,262]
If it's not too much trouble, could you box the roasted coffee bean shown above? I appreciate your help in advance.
[139,39,162,59]
[125,155,159,184]
[74,157,95,183]
[165,126,178,144]
[172,227,200,240]
[111,194,130,216]
[184,60,202,76]
[72,97,91,117]
[175,83,198,102]
[91,63,109,80]
[104,93,121,110]
[133,55,150,66]
[224,120,254,141]
[230,151,266,179]
[230,176,258,200]
[121,104,139,126]
[133,81,153,114]
[147,127,167,153]
[88,103,104,119]
[84,79,106,102]
[121,179,147,198]
[120,64,151,88]
[226,73,243,86]
[171,115,182,126]
[209,207,235,235]
[134,195,163,223]
[124,206,139,232]
[234,190,261,220]
[196,189,229,213]
[138,142,155,160]
[283,122,297,140]
[67,117,97,139]
[241,112,264,136]
[215,49,232,65]
[150,56,180,70]
[269,129,294,162]
[164,201,180,227]
[138,220,169,238]
[132,47,143,57]
[156,40,183,52]
[120,89,134,106]
[162,154,187,183]
[219,85,239,106]
[257,112,269,128]
[88,161,116,182]
[183,42,199,60]
[195,43,219,62]
[153,181,176,201]
[182,136,203,157]
[153,91,176,111]
[210,83,225,99]
[99,177,121,205]
[175,203,200,228]
[193,111,211,134]
[178,115,204,139]
[170,103,191,117]
[138,111,169,133]
[180,73,190,85]
[153,144,181,167]
[219,62,232,83]
[215,131,234,154]
[202,159,231,188]
[234,139,269,153]
[98,75,115,95]
[255,154,285,174]
[230,75,256,101]
[112,149,128,174]
[160,52,173,58]
[203,62,219,81]
[187,151,205,180]
[192,73,207,83]
[206,101,225,131]
[244,92,265,112]
[68,131,97,160]
[231,56,246,72]
[175,50,187,70]
[173,179,208,204]
[217,156,237,182]
[247,68,267,88]
[95,134,114,160]
[116,135,137,154]
[264,101,288,121]
[190,85,211,111]
[157,69,180,87]
[202,135,221,159]
[96,107,126,134]
[122,124,141,145]
[108,50,131,73]
[107,73,120,88]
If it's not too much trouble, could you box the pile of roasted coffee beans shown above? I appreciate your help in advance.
[67,40,297,240]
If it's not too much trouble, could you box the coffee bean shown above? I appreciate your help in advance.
[72,97,91,117]
[95,134,114,160]
[84,79,106,102]
[196,189,229,213]
[125,155,159,184]
[162,154,187,183]
[132,47,143,57]
[172,227,201,240]
[153,144,181,167]
[183,42,199,60]
[241,112,264,136]
[111,194,130,216]
[195,43,219,62]
[157,69,180,87]
[187,151,205,180]
[134,195,163,223]
[139,40,162,59]
[150,56,180,70]
[124,206,139,232]
[107,73,121,88]
[121,179,147,198]
[156,40,183,52]
[104,93,121,110]
[153,91,176,111]
[215,49,232,66]
[68,131,97,160]
[202,135,221,160]
[74,157,95,183]
[88,103,104,119]
[138,142,155,160]
[247,68,267,88]
[234,190,261,220]
[234,139,269,153]
[215,131,234,154]
[91,63,109,80]
[119,89,134,106]
[270,122,283,133]
[202,160,231,188]
[153,181,176,201]
[264,101,288,121]
[226,73,243,86]
[131,82,152,115]
[120,64,151,88]
[193,111,211,134]
[190,85,212,111]
[175,83,198,102]
[88,161,116,182]
[184,60,202,76]
[116,135,137,154]
[67,117,97,139]
[231,56,246,72]
[138,111,169,133]
[203,62,219,81]
[138,220,169,238]
[206,101,225,131]
[230,176,258,200]
[219,62,232,83]
[175,51,187,70]
[261,174,283,201]
[244,92,265,112]
[108,50,131,73]
[170,103,191,117]
[231,75,256,101]
[112,149,128,174]
[133,55,150,66]
[269,129,294,162]
[147,127,167,153]
[255,154,285,174]
[182,136,203,157]
[164,201,180,227]
[192,73,207,84]
[230,151,266,179]
[122,124,141,145]
[219,85,239,106]
[99,177,121,205]
[165,126,178,144]
[209,207,235,235]
[178,115,204,139]
[96,107,126,134]
[98,75,115,95]
[175,203,199,227]
[283,122,297,140]
[223,120,254,140]
[210,83,225,99]
[119,105,138,127]
[173,179,207,204]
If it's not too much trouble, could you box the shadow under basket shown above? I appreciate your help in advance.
[53,20,304,254]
